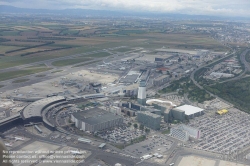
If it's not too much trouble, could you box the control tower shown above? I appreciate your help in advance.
[137,80,146,105]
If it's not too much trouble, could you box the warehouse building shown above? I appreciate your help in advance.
[137,111,161,130]
[71,107,123,132]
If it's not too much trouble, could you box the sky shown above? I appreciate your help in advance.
[1,0,250,17]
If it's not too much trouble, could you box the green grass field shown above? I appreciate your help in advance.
[12,79,30,83]
[0,68,52,82]
[0,30,20,36]
[0,45,24,54]
[52,57,92,67]
[35,74,46,77]
[162,130,170,134]
[115,47,133,52]
[86,52,110,58]
[73,60,101,68]
[25,64,47,69]
[51,70,63,73]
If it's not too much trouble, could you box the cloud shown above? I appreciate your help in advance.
[1,0,250,17]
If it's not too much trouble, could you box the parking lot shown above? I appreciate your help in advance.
[189,108,250,154]
[96,126,145,144]
[125,135,173,157]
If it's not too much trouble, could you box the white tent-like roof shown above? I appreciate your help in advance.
[146,99,177,107]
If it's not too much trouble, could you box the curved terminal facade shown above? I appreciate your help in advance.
[21,96,66,130]
[0,94,105,132]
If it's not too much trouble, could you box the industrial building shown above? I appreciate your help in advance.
[170,124,201,142]
[171,105,204,121]
[137,111,161,130]
[71,107,123,132]
[137,80,147,105]
[153,75,170,86]
[210,72,234,79]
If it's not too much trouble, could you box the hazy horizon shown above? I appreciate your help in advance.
[0,0,250,18]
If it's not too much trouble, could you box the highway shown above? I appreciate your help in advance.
[218,49,250,84]
[190,50,238,106]
[190,50,236,88]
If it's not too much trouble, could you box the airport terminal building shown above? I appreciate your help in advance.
[71,107,123,132]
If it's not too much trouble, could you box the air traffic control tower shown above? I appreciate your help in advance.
[137,80,146,105]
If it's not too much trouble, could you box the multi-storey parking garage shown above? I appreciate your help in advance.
[71,107,123,132]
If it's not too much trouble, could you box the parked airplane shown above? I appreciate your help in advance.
[14,137,25,141]
[4,143,13,147]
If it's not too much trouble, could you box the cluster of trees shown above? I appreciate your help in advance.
[20,46,72,57]
[130,135,146,144]
[5,41,55,54]
[245,51,250,63]
[159,77,214,103]
[28,37,75,41]
[207,77,250,113]
[15,39,48,43]
[128,122,150,134]
[0,37,10,42]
